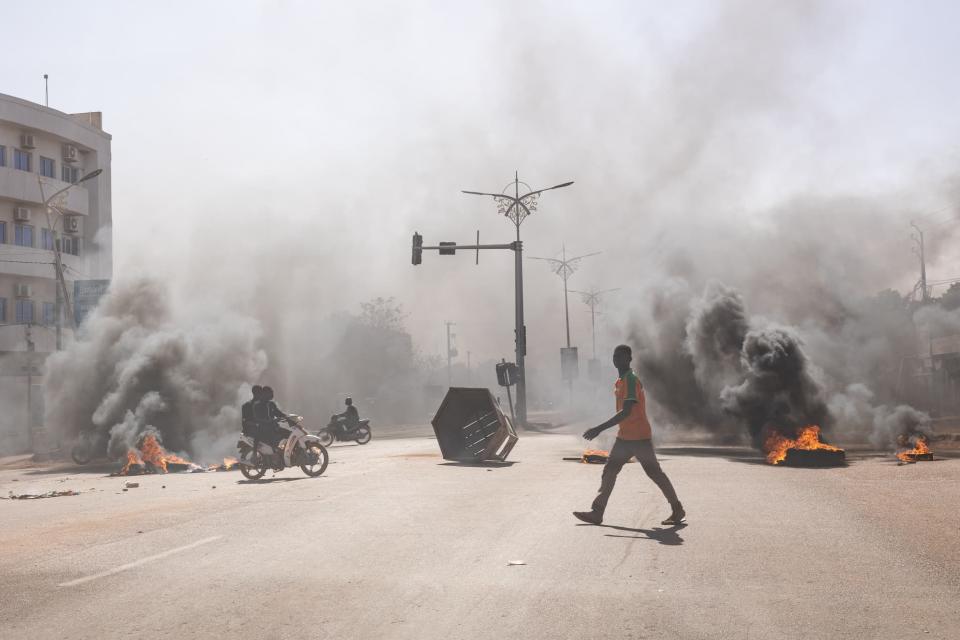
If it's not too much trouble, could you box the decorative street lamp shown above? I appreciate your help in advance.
[461,173,574,425]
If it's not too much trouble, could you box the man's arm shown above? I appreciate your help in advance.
[582,400,634,440]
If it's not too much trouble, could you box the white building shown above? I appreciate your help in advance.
[0,92,112,453]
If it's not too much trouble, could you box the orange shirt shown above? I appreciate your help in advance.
[615,370,652,440]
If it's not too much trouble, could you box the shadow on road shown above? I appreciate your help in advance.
[578,522,687,545]
[235,477,311,484]
[438,460,518,468]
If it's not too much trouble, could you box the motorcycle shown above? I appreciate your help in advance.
[317,415,372,446]
[237,414,329,480]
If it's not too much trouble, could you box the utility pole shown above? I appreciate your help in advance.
[467,351,471,385]
[461,173,574,426]
[37,169,102,349]
[570,287,620,359]
[911,221,929,302]
[25,324,35,452]
[445,321,456,387]
[529,245,600,348]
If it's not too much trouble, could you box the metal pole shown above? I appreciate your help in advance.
[25,325,34,452]
[911,222,929,302]
[43,74,48,107]
[562,244,571,348]
[590,297,597,359]
[514,173,527,426]
[446,321,454,387]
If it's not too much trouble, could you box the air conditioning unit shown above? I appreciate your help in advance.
[20,134,36,149]
[62,144,79,163]
[65,216,81,234]
[14,207,31,222]
[15,284,33,299]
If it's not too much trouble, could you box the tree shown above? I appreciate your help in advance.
[939,282,960,311]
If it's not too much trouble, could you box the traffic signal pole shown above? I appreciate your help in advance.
[414,173,573,428]
[412,234,526,423]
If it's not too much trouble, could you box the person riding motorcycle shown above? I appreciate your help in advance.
[253,386,292,464]
[239,385,263,465]
[334,397,360,436]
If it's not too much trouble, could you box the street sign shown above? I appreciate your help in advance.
[74,279,110,327]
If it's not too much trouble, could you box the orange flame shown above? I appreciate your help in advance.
[120,450,142,474]
[138,434,196,472]
[207,457,239,471]
[896,436,932,462]
[582,449,609,463]
[764,425,843,465]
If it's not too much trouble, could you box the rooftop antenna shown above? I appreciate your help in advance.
[43,74,48,107]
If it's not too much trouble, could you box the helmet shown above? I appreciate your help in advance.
[345,397,353,406]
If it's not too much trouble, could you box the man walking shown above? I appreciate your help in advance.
[573,344,685,526]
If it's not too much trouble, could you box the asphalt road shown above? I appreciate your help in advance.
[1,432,958,640]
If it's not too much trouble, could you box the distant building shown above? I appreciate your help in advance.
[0,92,112,453]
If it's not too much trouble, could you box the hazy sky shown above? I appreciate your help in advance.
[3,0,959,367]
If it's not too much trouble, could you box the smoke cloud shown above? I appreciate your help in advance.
[44,278,267,460]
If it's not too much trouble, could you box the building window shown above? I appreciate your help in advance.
[0,145,6,167]
[61,165,79,183]
[42,302,56,326]
[14,148,31,172]
[61,235,81,256]
[41,228,55,251]
[0,298,6,323]
[40,156,55,178]
[16,299,34,324]
[0,221,5,244]
[14,224,34,247]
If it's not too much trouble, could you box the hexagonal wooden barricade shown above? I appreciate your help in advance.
[431,387,518,462]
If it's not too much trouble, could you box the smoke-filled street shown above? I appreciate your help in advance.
[2,431,957,640]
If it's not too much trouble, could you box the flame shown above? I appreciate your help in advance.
[138,434,196,472]
[582,449,609,463]
[207,457,239,471]
[896,436,932,462]
[764,425,843,465]
[120,450,142,475]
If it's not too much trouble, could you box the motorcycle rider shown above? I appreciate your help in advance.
[239,385,263,466]
[335,397,360,436]
[258,386,293,465]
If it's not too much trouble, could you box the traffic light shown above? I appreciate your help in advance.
[438,241,456,255]
[412,232,423,265]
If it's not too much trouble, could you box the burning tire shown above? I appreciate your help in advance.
[355,426,372,445]
[300,444,329,477]
[240,451,268,480]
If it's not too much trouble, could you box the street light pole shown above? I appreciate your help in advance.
[570,287,620,359]
[529,246,600,348]
[37,169,102,350]
[462,174,574,426]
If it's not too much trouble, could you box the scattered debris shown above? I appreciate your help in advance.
[125,482,139,489]
[507,560,526,566]
[5,490,79,500]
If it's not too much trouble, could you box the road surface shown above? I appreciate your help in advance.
[1,432,957,639]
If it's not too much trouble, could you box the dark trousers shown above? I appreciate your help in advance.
[591,438,680,516]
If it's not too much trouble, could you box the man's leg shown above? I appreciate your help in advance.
[587,439,633,517]
[632,440,685,523]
